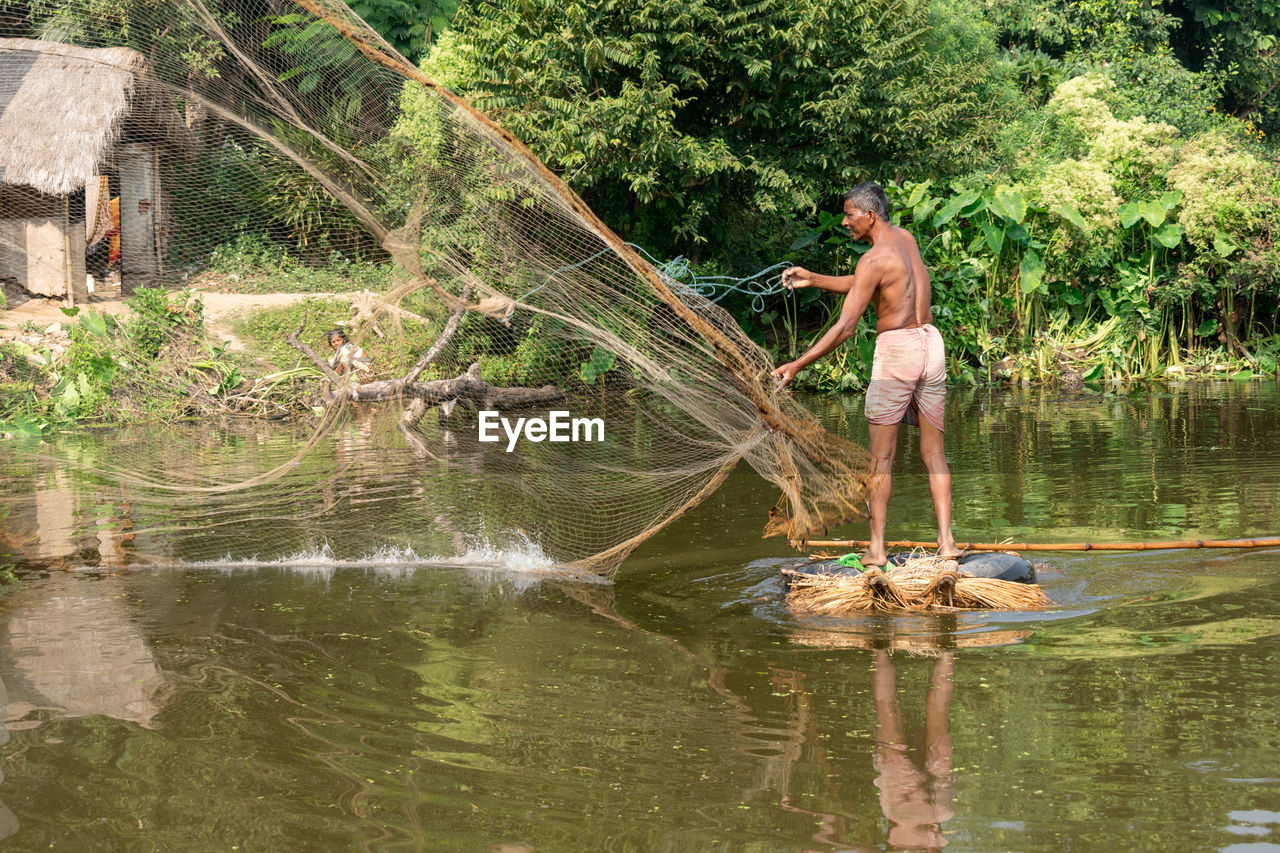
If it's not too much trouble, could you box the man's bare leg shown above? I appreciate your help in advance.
[919,419,959,558]
[864,422,899,567]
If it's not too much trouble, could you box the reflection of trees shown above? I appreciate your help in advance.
[0,565,783,847]
[1,551,1275,849]
[0,394,724,569]
[5,383,1276,572]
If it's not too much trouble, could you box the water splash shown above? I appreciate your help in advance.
[171,530,606,583]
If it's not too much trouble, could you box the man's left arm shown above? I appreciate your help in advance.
[772,260,878,391]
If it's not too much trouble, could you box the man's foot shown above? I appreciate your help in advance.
[936,536,962,560]
[861,548,888,568]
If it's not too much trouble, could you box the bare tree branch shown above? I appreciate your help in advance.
[405,282,474,385]
[285,310,342,383]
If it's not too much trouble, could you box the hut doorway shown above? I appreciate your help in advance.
[116,143,161,293]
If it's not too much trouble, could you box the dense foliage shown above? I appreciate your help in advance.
[985,0,1280,136]
[402,0,1279,389]
[3,0,1278,428]
[421,0,1000,265]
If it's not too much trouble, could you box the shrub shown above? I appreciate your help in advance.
[1167,130,1278,252]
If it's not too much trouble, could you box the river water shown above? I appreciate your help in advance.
[1,382,1278,851]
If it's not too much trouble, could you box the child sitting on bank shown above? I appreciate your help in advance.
[321,328,373,398]
[325,328,373,379]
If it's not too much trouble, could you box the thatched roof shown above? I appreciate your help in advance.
[0,38,146,196]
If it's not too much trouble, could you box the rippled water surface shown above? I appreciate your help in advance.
[1,383,1279,851]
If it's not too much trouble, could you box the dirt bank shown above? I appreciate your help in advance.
[0,289,352,353]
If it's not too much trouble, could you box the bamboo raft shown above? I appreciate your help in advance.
[804,537,1280,552]
[783,553,1054,614]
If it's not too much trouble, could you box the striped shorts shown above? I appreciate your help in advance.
[863,324,946,431]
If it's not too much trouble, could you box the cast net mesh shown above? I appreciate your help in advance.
[0,0,868,577]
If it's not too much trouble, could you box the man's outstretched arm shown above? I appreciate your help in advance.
[772,260,878,391]
[781,266,857,294]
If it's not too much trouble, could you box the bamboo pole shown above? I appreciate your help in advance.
[803,537,1280,553]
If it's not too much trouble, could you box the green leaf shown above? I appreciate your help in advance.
[989,188,1026,225]
[1213,231,1240,257]
[1195,319,1219,337]
[77,372,91,397]
[60,381,80,411]
[579,346,617,385]
[5,341,35,360]
[1019,249,1046,296]
[912,197,940,222]
[903,182,929,208]
[1082,363,1104,381]
[79,312,108,338]
[959,196,988,218]
[1118,202,1142,229]
[59,306,80,317]
[1158,190,1183,211]
[932,191,979,228]
[1100,287,1120,316]
[1053,205,1085,229]
[1153,223,1184,248]
[857,336,875,365]
[1006,223,1031,245]
[981,222,1005,256]
[298,73,322,95]
[0,413,47,437]
[1137,200,1166,228]
[1231,370,1254,381]
[789,230,818,250]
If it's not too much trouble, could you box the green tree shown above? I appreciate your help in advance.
[422,0,996,267]
[1168,0,1280,135]
[982,0,1279,136]
[348,0,457,62]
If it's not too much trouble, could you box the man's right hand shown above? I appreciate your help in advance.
[772,361,801,393]
[781,266,815,290]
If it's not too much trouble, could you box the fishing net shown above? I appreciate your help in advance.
[0,0,868,577]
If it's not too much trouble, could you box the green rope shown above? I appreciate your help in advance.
[518,242,792,312]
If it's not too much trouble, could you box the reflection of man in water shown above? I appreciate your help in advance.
[872,649,955,851]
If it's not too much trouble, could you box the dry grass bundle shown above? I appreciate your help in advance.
[783,552,1053,614]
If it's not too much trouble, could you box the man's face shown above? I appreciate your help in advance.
[842,200,874,241]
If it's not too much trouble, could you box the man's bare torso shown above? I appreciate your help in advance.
[863,225,933,333]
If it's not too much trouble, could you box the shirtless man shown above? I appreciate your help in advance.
[771,182,958,566]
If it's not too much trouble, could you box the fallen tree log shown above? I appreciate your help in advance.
[283,297,564,430]
[352,362,564,409]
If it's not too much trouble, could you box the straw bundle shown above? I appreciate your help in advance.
[783,553,1053,614]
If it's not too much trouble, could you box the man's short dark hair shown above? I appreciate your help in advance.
[844,182,889,221]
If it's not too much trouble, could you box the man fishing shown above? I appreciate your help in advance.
[772,182,958,566]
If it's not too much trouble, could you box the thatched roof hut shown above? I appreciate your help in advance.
[0,38,183,299]
[0,38,147,196]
